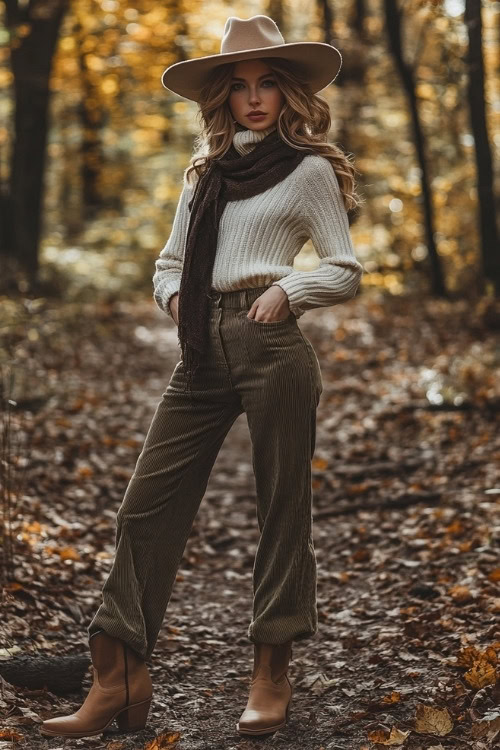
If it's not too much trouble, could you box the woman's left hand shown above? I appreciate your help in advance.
[247,286,290,322]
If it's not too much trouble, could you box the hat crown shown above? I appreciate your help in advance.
[221,15,285,54]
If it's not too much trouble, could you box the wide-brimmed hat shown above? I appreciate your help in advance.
[161,14,342,103]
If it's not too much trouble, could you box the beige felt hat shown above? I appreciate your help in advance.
[161,14,342,102]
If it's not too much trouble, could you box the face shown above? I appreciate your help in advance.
[228,59,284,131]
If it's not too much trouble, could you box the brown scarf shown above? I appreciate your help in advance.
[177,128,313,395]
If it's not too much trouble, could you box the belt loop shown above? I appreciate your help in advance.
[207,290,222,306]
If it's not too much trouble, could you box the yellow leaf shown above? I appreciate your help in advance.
[3,581,24,592]
[0,729,24,741]
[445,520,464,535]
[456,645,481,668]
[59,546,80,561]
[368,726,410,745]
[455,645,497,687]
[464,655,496,688]
[414,704,453,735]
[143,731,182,749]
[449,585,473,603]
[312,457,328,470]
[382,691,402,704]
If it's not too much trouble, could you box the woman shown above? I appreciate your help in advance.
[40,14,364,740]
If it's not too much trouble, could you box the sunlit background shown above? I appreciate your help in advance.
[0,0,498,300]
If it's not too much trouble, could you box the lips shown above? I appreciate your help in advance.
[248,112,266,116]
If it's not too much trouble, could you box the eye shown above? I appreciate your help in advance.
[230,79,275,91]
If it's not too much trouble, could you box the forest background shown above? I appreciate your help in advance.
[0,2,500,749]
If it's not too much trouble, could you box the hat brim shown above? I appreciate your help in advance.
[161,42,342,102]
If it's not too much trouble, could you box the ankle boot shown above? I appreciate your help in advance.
[40,629,153,738]
[236,641,293,736]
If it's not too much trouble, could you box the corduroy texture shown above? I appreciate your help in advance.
[153,127,364,327]
[177,129,314,396]
[88,286,322,662]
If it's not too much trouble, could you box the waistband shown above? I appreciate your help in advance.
[206,285,273,309]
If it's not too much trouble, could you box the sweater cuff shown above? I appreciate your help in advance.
[153,279,181,319]
[271,280,306,318]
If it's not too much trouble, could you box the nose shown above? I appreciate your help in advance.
[248,87,261,105]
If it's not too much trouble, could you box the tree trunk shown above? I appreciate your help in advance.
[74,18,106,219]
[383,0,446,297]
[1,0,69,289]
[464,0,499,296]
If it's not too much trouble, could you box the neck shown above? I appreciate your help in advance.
[233,124,278,156]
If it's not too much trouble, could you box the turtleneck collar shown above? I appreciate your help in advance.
[233,125,277,156]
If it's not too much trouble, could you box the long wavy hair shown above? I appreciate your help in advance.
[184,57,364,218]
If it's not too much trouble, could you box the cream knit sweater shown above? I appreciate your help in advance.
[153,125,364,320]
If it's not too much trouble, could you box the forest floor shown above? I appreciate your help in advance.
[0,288,499,750]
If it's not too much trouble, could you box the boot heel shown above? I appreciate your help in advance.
[116,698,152,732]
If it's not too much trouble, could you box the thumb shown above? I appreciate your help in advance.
[247,301,258,319]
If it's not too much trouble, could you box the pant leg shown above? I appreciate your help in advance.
[237,315,323,645]
[88,359,243,661]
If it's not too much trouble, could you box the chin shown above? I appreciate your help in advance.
[248,120,276,129]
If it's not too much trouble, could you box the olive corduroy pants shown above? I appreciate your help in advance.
[87,285,323,661]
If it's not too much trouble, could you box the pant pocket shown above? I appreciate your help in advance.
[239,310,294,326]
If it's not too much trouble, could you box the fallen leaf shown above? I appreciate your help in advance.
[414,704,453,735]
[0,729,24,741]
[368,726,411,745]
[381,691,402,704]
[449,584,473,603]
[143,732,182,749]
[471,709,500,739]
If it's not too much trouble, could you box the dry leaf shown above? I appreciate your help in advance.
[381,691,402,704]
[470,709,500,739]
[368,726,410,745]
[449,585,473,603]
[456,645,482,667]
[143,732,182,749]
[455,645,498,688]
[307,672,337,695]
[414,704,453,735]
[0,729,24,741]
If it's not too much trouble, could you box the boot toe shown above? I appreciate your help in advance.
[237,708,286,734]
[40,712,112,738]
[40,716,82,737]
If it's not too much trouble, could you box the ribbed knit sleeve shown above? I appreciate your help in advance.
[271,155,364,314]
[152,178,194,319]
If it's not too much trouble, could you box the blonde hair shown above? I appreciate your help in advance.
[184,57,364,218]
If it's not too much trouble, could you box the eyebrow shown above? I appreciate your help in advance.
[231,73,274,82]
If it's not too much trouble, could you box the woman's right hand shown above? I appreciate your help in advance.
[169,293,179,326]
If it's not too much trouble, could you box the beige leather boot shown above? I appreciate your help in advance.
[236,641,293,736]
[40,629,153,738]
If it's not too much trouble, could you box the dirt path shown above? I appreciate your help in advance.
[1,290,499,750]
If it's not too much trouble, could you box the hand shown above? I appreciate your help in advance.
[247,286,290,322]
[169,293,179,326]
